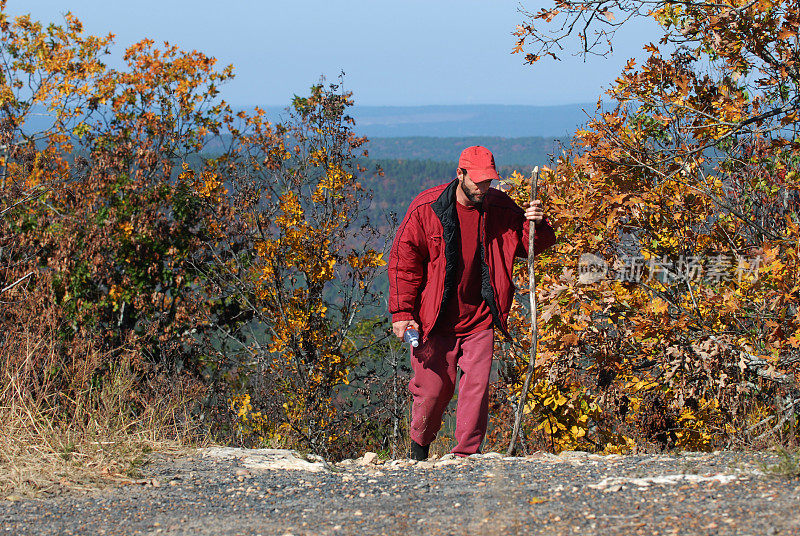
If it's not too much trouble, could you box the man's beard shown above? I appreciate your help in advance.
[460,181,484,204]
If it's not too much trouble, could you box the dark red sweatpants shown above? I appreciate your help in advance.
[408,328,494,456]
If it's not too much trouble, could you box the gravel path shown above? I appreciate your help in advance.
[2,449,799,535]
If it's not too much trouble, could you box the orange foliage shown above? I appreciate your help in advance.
[0,5,389,459]
[504,0,800,452]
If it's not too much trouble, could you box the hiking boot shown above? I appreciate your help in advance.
[410,441,429,461]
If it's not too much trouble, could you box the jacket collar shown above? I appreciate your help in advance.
[431,178,459,216]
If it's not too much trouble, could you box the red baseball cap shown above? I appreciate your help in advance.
[458,146,500,183]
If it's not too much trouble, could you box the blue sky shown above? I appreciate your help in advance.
[6,1,657,108]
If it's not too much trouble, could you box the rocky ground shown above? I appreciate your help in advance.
[1,448,799,535]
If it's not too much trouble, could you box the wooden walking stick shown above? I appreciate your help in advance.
[507,167,539,456]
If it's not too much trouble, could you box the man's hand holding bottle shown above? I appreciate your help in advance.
[392,320,420,347]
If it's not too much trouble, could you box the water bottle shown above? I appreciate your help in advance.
[403,327,420,348]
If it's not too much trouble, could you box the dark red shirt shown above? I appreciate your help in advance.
[433,201,493,336]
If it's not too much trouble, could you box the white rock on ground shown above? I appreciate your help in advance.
[589,473,740,492]
[201,447,331,472]
[434,457,463,467]
[201,447,685,475]
[357,452,378,466]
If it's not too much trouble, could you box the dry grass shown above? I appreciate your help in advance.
[760,447,800,478]
[0,329,205,499]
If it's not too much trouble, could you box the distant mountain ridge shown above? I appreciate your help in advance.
[258,103,596,138]
[20,103,594,142]
[363,136,567,167]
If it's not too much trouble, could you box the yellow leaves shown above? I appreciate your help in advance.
[254,239,276,260]
[72,122,90,138]
[0,84,15,106]
[253,192,346,287]
[787,324,800,349]
[650,298,668,314]
[348,250,385,270]
[120,221,133,239]
[630,377,655,391]
[229,393,278,443]
[253,240,278,298]
[230,393,253,418]
[311,185,327,204]
[313,163,352,203]
[653,3,683,26]
[323,352,342,365]
[317,255,337,282]
[177,163,227,203]
[602,436,636,455]
[674,400,717,451]
[542,391,568,410]
[760,246,784,275]
[24,151,44,188]
[570,423,587,438]
[276,192,304,228]
[1,7,113,129]
[520,380,599,453]
[108,285,122,303]
[197,172,224,199]
[308,147,327,166]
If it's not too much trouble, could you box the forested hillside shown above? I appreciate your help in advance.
[250,103,591,138]
[364,136,565,166]
[363,158,536,225]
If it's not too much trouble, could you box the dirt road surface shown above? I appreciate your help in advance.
[2,449,799,535]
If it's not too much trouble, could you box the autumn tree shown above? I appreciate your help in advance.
[0,4,404,474]
[498,0,800,452]
[0,1,239,469]
[0,4,110,298]
[193,81,389,458]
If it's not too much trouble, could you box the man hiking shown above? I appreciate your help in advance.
[388,145,556,460]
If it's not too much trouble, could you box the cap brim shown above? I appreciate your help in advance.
[468,168,500,183]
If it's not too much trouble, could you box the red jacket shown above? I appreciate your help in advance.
[388,179,556,341]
